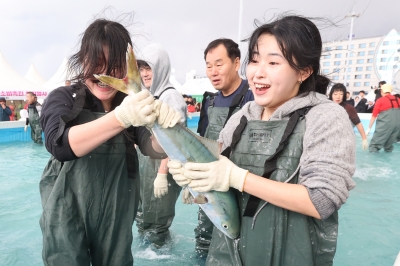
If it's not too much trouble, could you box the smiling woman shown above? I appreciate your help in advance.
[38,18,181,266]
[168,14,357,266]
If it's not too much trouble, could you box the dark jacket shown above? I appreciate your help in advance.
[355,98,368,113]
[345,98,355,106]
[0,105,12,121]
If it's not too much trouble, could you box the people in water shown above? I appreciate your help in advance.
[39,18,180,265]
[25,92,43,144]
[169,15,356,265]
[367,84,400,152]
[135,43,187,248]
[329,83,368,150]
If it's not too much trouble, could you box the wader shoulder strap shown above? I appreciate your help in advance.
[243,107,311,217]
[197,91,218,134]
[223,84,250,127]
[221,115,248,158]
[154,87,175,100]
[54,85,86,145]
[389,97,400,109]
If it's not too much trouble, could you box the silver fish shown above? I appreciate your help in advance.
[94,45,240,239]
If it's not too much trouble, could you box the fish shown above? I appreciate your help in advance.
[94,45,240,239]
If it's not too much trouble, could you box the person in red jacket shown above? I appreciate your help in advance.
[366,84,400,152]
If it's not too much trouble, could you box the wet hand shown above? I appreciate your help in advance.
[362,139,369,150]
[153,173,168,198]
[153,100,181,128]
[114,90,157,128]
[179,155,249,193]
[168,160,192,187]
[181,187,193,204]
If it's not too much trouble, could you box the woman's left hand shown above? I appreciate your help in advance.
[168,155,249,193]
[362,138,369,150]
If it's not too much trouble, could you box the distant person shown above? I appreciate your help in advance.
[366,84,400,152]
[0,97,12,121]
[8,105,16,121]
[374,81,386,101]
[355,90,368,113]
[25,92,43,144]
[65,80,71,86]
[194,38,254,257]
[366,100,374,113]
[182,94,188,104]
[329,83,368,150]
[345,91,354,106]
[354,96,360,107]
[135,43,187,248]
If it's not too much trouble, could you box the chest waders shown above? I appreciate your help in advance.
[196,85,249,256]
[206,108,338,266]
[28,104,42,143]
[369,97,400,152]
[39,87,140,266]
[135,87,183,247]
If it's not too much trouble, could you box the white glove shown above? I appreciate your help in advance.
[153,173,168,198]
[365,128,371,136]
[24,125,27,132]
[362,139,369,151]
[114,90,157,128]
[168,160,192,187]
[169,155,249,193]
[181,187,193,204]
[153,100,181,128]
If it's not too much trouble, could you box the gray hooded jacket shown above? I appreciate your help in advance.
[219,92,356,220]
[139,43,186,124]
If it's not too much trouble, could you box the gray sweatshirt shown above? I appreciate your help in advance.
[218,92,356,220]
[139,43,187,124]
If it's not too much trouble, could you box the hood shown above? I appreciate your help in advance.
[138,43,174,97]
[240,92,332,121]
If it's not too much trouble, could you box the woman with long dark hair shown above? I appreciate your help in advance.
[169,15,356,265]
[39,19,180,265]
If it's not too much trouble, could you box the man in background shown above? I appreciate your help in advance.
[0,97,12,121]
[345,91,354,106]
[355,90,368,113]
[367,84,400,152]
[24,92,43,144]
[194,38,254,258]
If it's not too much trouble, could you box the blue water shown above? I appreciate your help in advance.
[0,135,399,265]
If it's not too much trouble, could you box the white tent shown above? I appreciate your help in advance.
[182,77,217,96]
[24,64,47,85]
[43,58,72,92]
[0,52,48,100]
[169,68,185,92]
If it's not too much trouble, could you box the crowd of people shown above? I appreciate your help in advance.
[1,12,399,266]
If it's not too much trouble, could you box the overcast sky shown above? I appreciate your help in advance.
[0,0,398,83]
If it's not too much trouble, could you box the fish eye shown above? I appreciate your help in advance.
[222,224,229,229]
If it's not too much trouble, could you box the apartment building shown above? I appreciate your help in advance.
[321,29,400,95]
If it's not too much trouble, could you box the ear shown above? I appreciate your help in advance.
[234,57,240,72]
[298,66,313,83]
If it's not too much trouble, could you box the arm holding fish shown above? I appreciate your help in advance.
[169,107,356,220]
[153,158,169,198]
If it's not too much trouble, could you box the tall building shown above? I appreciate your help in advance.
[321,29,400,95]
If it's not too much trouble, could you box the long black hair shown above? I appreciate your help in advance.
[68,19,132,83]
[244,15,330,95]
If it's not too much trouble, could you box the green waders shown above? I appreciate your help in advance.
[135,147,182,247]
[206,113,338,266]
[39,109,140,266]
[369,99,400,152]
[28,103,42,144]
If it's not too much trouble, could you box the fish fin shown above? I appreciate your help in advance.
[126,44,142,94]
[194,194,208,204]
[94,74,129,94]
[193,134,220,160]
